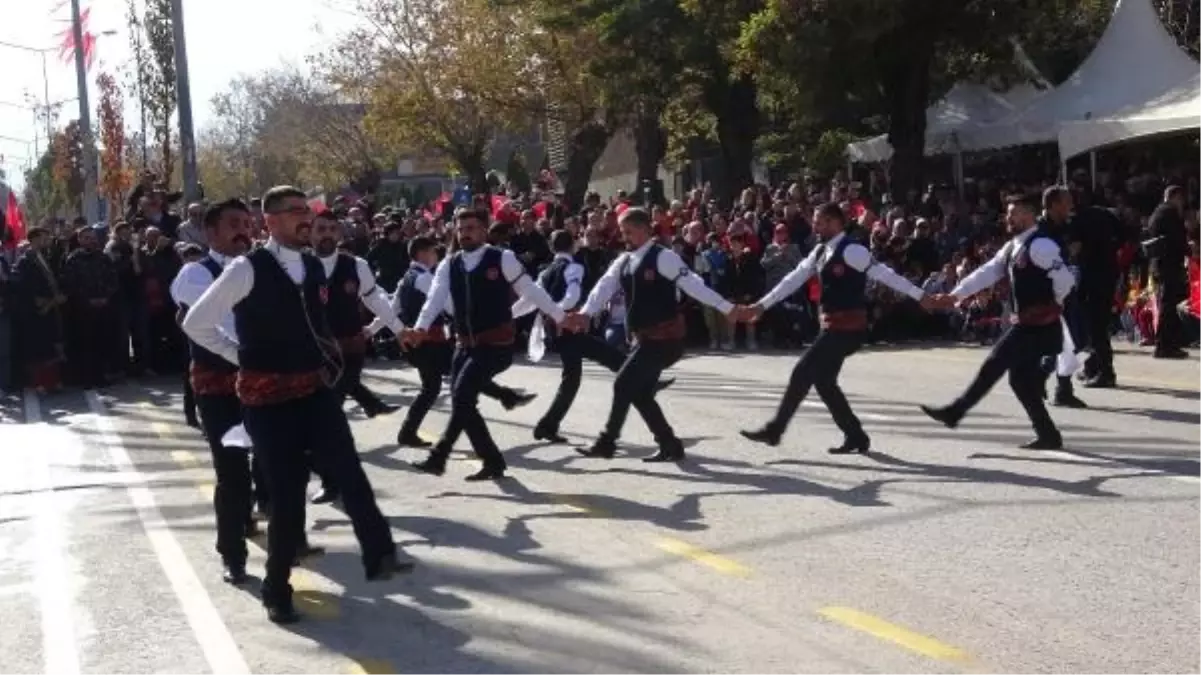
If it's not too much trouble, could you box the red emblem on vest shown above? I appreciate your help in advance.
[318,286,329,304]
[486,266,500,281]
[643,268,656,281]
[831,263,845,277]
[343,279,359,295]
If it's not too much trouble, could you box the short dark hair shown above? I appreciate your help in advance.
[455,207,489,225]
[313,209,339,223]
[261,186,307,214]
[1042,185,1071,211]
[618,207,652,228]
[816,202,845,223]
[408,236,436,258]
[1165,185,1186,202]
[25,226,48,241]
[550,229,573,253]
[203,198,250,229]
[1006,194,1039,213]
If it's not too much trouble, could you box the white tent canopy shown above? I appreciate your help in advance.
[845,83,1042,162]
[1057,74,1200,159]
[959,0,1200,152]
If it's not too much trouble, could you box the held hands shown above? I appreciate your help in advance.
[558,311,590,334]
[727,304,764,323]
[920,293,959,311]
[398,327,427,349]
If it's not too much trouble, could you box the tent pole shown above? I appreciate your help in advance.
[954,151,965,198]
[1089,151,1097,191]
[1059,161,1067,185]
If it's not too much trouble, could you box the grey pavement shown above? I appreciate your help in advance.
[0,343,1197,674]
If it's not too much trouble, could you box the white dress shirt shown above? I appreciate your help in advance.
[512,252,585,318]
[318,252,403,334]
[579,240,733,317]
[365,262,440,335]
[170,250,238,360]
[181,239,311,367]
[951,227,1075,303]
[758,232,925,309]
[414,245,565,331]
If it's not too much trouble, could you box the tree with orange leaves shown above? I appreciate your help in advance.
[96,72,131,222]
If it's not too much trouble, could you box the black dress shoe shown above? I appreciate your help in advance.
[643,439,685,463]
[397,431,433,448]
[828,437,871,455]
[1081,374,1117,388]
[265,602,300,624]
[365,403,399,418]
[366,552,416,581]
[244,520,261,538]
[1153,348,1189,359]
[920,405,961,429]
[185,415,201,429]
[1019,436,1063,450]
[576,436,617,459]
[740,427,781,447]
[412,457,446,476]
[654,378,675,393]
[533,427,568,444]
[1052,393,1088,409]
[465,465,507,481]
[310,487,339,505]
[294,542,326,564]
[502,392,537,411]
[222,564,248,585]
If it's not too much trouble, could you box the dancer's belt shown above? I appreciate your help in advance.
[820,309,869,332]
[190,362,238,396]
[236,369,323,406]
[1011,304,1061,326]
[457,322,515,348]
[633,315,686,342]
[336,333,368,355]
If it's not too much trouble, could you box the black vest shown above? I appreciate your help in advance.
[233,247,329,373]
[620,244,679,331]
[398,264,441,329]
[325,253,364,339]
[186,256,237,374]
[818,237,868,313]
[1008,228,1057,313]
[448,246,513,335]
[538,256,574,307]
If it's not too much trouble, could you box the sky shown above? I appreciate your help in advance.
[0,0,360,193]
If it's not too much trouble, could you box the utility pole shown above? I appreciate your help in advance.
[171,0,198,202]
[70,0,99,224]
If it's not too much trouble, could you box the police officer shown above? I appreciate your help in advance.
[183,186,405,624]
[922,194,1077,449]
[736,202,932,453]
[402,207,567,480]
[561,207,732,462]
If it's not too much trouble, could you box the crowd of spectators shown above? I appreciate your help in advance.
[1,163,1198,396]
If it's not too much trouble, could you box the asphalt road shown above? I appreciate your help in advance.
[1,343,1198,674]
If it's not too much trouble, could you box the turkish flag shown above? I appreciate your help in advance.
[4,190,25,250]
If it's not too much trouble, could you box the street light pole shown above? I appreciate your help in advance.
[69,0,99,224]
[171,0,198,202]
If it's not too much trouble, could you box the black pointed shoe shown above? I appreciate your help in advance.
[576,435,617,459]
[265,601,300,625]
[1019,436,1063,450]
[920,405,962,429]
[503,392,537,411]
[310,487,339,505]
[366,552,416,582]
[533,426,568,444]
[654,378,676,393]
[412,457,447,476]
[397,431,433,448]
[828,436,871,455]
[222,563,248,586]
[1052,393,1089,409]
[365,402,399,419]
[740,426,781,447]
[643,438,685,463]
[465,465,507,481]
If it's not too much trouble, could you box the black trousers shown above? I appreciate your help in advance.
[765,329,866,442]
[195,392,252,567]
[1156,274,1187,352]
[430,345,513,469]
[539,332,626,433]
[400,341,453,437]
[1081,276,1116,377]
[183,372,198,423]
[340,349,386,413]
[242,387,395,604]
[947,322,1062,439]
[602,338,683,443]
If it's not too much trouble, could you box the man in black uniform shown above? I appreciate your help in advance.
[922,195,1077,449]
[736,202,932,453]
[402,208,567,480]
[1148,185,1190,359]
[1039,187,1089,408]
[183,186,404,624]
[1067,189,1122,387]
[561,208,732,462]
[390,236,452,447]
[308,211,401,504]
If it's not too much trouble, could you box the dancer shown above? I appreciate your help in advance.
[515,229,674,443]
[183,186,404,624]
[1038,187,1088,408]
[921,194,1076,449]
[736,202,933,453]
[308,211,402,505]
[560,207,733,462]
[401,207,567,480]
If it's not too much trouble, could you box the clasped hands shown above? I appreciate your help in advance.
[920,293,960,311]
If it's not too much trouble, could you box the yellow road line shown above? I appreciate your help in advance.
[548,494,606,515]
[655,537,752,578]
[152,421,174,440]
[818,606,971,663]
[291,569,340,620]
[348,658,396,674]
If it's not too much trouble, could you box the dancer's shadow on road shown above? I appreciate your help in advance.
[967,448,1200,479]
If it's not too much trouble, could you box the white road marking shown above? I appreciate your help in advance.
[83,390,250,675]
[717,383,898,421]
[1039,450,1201,484]
[24,389,82,675]
[0,581,34,598]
